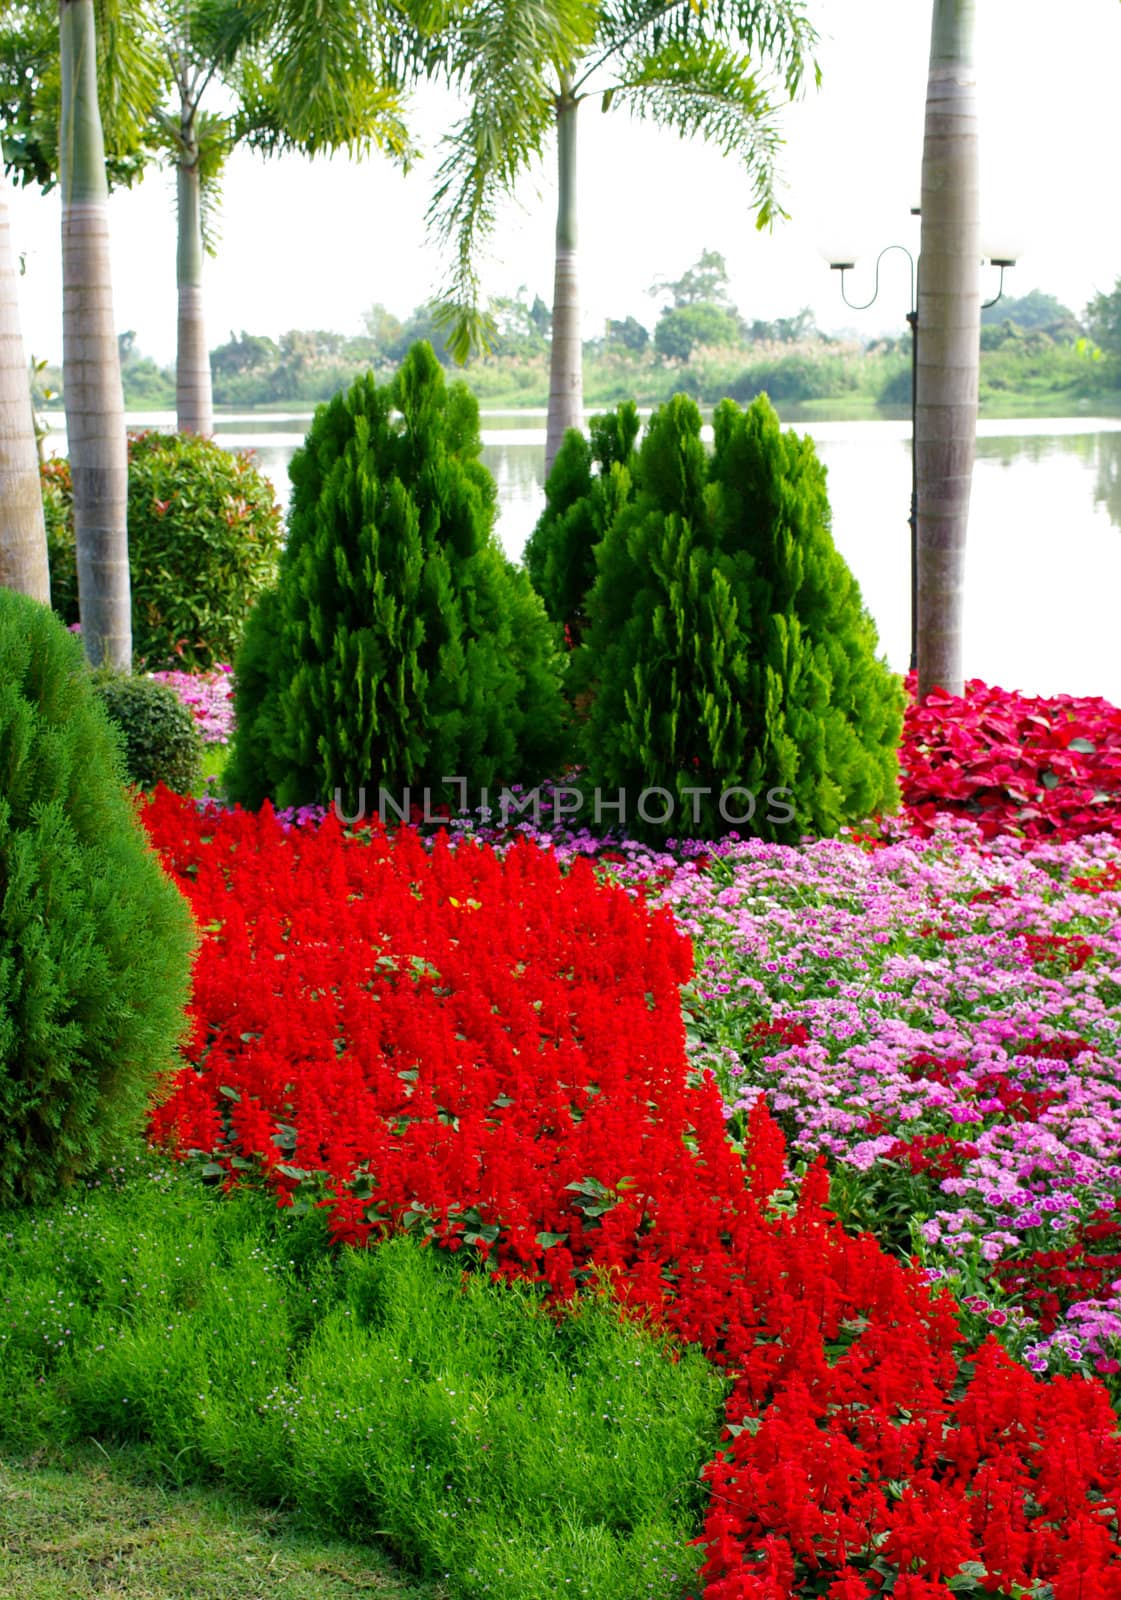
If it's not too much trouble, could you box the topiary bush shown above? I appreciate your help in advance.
[42,432,284,670]
[0,592,196,1206]
[92,673,204,794]
[227,342,567,813]
[574,392,903,842]
[524,402,640,648]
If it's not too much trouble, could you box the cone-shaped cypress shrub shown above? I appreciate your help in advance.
[0,593,196,1205]
[227,343,567,813]
[524,402,640,646]
[576,393,902,842]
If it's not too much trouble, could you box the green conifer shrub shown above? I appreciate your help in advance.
[227,343,567,812]
[0,593,196,1206]
[524,402,640,646]
[575,393,902,842]
[42,433,284,671]
[92,673,204,794]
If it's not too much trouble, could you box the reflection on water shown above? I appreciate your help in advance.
[1094,434,1121,530]
[38,410,1121,705]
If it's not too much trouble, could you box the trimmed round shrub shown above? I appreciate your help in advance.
[575,392,903,842]
[92,673,204,794]
[42,432,284,670]
[524,402,639,647]
[0,592,196,1206]
[227,342,567,812]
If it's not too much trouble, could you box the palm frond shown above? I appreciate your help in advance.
[582,0,818,99]
[611,34,787,226]
[230,0,415,162]
[427,0,596,359]
[94,0,168,152]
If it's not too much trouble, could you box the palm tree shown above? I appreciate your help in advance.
[915,0,980,700]
[154,0,418,435]
[3,0,425,438]
[430,0,818,472]
[0,140,50,602]
[59,0,131,668]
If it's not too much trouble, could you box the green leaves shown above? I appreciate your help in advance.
[429,0,818,351]
[0,0,167,191]
[232,0,415,164]
[610,35,784,226]
[428,0,592,359]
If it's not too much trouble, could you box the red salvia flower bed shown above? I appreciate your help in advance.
[901,674,1121,842]
[142,790,1121,1599]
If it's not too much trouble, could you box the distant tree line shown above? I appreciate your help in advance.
[32,252,1121,415]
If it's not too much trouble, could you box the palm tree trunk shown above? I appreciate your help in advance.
[176,104,213,434]
[0,147,51,603]
[59,0,131,670]
[915,0,979,700]
[545,86,582,476]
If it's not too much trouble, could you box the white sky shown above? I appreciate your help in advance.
[7,0,1121,367]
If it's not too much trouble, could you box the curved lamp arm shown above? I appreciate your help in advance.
[830,244,916,315]
[981,260,1015,311]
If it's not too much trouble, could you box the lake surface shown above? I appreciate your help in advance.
[42,409,1121,706]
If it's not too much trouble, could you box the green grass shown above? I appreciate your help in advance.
[0,1446,440,1599]
[197,739,231,799]
[0,1161,725,1600]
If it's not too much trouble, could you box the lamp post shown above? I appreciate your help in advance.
[827,232,1015,674]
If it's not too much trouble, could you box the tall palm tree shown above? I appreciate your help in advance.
[915,0,979,700]
[0,139,50,601]
[430,0,818,472]
[59,0,131,668]
[3,0,426,437]
[155,0,418,435]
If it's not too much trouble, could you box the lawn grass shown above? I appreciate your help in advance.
[0,1445,442,1599]
[0,1163,723,1600]
[196,739,230,799]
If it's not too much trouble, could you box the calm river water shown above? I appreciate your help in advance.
[43,409,1121,706]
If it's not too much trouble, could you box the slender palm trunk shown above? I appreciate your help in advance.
[59,0,131,669]
[915,0,979,700]
[0,148,50,602]
[176,98,213,434]
[545,86,582,476]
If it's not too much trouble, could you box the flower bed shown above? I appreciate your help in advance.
[626,817,1121,1386]
[142,789,1121,1599]
[151,664,235,745]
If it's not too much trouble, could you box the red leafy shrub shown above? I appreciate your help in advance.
[141,791,1121,1599]
[901,674,1121,842]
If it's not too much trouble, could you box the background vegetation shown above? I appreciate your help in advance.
[31,253,1118,417]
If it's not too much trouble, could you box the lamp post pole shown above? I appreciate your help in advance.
[829,244,919,670]
[828,240,1015,677]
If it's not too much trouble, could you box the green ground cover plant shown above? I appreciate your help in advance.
[0,1162,726,1600]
